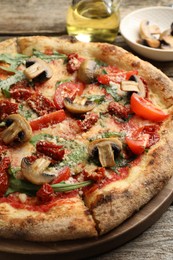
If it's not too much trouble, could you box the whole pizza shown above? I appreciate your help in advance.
[0,36,173,241]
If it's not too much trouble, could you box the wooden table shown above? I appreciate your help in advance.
[0,0,172,259]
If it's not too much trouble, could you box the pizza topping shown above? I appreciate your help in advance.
[1,114,32,145]
[89,138,122,167]
[126,125,160,154]
[10,87,34,101]
[27,93,56,116]
[0,157,10,197]
[30,110,66,131]
[108,101,131,119]
[24,57,53,81]
[54,81,85,109]
[64,97,95,114]
[83,167,106,182]
[21,157,55,185]
[79,112,99,131]
[36,141,65,161]
[0,100,18,120]
[36,183,54,202]
[120,80,139,93]
[66,53,84,73]
[128,75,147,98]
[77,60,99,83]
[131,93,169,122]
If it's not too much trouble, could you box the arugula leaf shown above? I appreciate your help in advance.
[5,175,92,196]
[0,53,28,72]
[0,71,26,97]
[33,50,67,62]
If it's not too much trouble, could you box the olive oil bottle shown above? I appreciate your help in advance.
[66,0,120,43]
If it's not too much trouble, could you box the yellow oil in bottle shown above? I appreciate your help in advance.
[66,0,120,43]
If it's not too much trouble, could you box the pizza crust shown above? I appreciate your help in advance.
[0,195,97,241]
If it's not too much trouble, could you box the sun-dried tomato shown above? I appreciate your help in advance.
[0,157,10,197]
[0,100,18,120]
[78,112,99,132]
[36,183,54,203]
[108,101,131,119]
[10,88,34,102]
[27,93,56,116]
[83,167,106,182]
[67,53,84,73]
[36,141,65,161]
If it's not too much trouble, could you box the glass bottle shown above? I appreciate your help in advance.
[66,0,121,43]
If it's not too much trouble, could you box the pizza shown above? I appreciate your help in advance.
[0,36,173,242]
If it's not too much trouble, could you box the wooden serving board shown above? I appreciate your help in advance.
[0,177,173,260]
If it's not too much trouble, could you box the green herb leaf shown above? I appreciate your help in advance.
[30,133,54,146]
[51,180,92,192]
[33,50,67,62]
[84,95,105,104]
[0,71,25,97]
[5,175,92,196]
[0,53,28,70]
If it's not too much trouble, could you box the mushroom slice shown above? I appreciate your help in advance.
[24,57,53,80]
[21,157,55,185]
[89,138,122,168]
[139,20,160,48]
[160,35,173,49]
[77,60,100,83]
[120,80,139,92]
[120,75,146,98]
[64,97,96,114]
[1,114,32,145]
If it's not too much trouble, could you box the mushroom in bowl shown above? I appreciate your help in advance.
[120,6,173,61]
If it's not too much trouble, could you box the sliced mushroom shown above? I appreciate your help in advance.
[89,138,122,168]
[120,75,146,98]
[160,26,173,49]
[64,97,95,114]
[21,157,55,185]
[1,114,32,145]
[77,60,100,83]
[24,57,53,81]
[120,80,139,92]
[139,20,160,48]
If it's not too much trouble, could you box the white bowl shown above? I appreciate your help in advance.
[120,6,173,61]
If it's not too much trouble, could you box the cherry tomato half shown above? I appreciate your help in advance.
[130,93,169,122]
[30,110,66,131]
[53,82,85,109]
[126,134,149,155]
[97,69,138,85]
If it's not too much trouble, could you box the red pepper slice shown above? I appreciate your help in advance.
[30,110,66,131]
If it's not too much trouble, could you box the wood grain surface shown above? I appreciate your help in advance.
[0,0,172,259]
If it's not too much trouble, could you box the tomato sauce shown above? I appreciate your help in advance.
[0,191,77,212]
